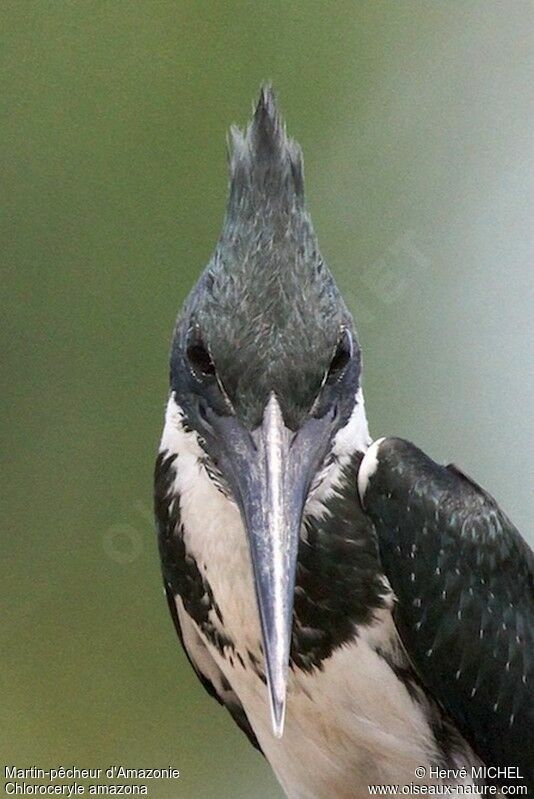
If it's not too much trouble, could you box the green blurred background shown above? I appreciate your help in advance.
[2,2,532,797]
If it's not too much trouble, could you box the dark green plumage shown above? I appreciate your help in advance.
[174,86,356,430]
[361,438,534,791]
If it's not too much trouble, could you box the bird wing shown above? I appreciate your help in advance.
[358,437,534,787]
[154,451,261,753]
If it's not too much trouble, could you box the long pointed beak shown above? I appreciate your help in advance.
[245,394,299,736]
[209,393,336,738]
[208,394,335,737]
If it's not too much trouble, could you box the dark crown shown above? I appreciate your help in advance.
[226,84,304,221]
[175,86,356,429]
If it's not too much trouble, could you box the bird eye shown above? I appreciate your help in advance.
[326,328,352,381]
[186,331,216,378]
[187,343,215,375]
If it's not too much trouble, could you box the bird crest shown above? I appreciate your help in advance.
[226,84,305,219]
[179,85,355,430]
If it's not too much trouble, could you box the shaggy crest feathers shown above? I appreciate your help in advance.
[226,85,305,217]
[174,84,355,430]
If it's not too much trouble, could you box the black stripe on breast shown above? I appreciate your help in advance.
[155,451,235,657]
[292,452,389,672]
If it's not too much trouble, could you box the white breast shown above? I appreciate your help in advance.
[160,394,479,798]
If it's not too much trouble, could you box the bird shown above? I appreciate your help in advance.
[154,86,533,798]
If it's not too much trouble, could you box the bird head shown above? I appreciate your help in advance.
[169,86,363,736]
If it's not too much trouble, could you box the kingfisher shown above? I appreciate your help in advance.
[154,86,533,798]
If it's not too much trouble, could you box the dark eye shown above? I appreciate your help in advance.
[326,328,352,381]
[186,330,216,378]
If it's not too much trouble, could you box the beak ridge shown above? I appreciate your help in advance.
[249,393,296,738]
[210,393,337,738]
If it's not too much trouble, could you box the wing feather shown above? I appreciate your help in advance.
[360,437,534,789]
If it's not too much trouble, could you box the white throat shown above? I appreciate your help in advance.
[158,388,371,653]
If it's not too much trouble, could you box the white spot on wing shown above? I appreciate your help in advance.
[357,437,386,503]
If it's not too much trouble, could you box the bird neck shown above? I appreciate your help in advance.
[159,389,378,669]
